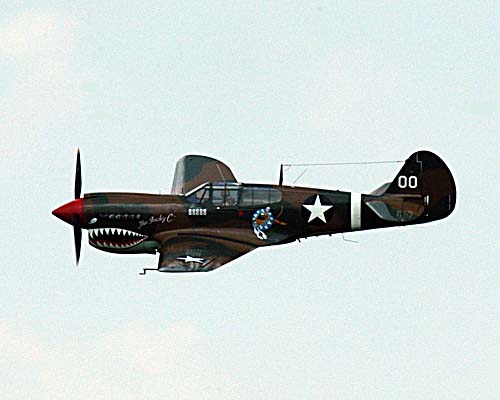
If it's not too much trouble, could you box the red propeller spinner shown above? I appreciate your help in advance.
[52,198,83,226]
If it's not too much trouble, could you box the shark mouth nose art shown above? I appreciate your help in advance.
[89,228,147,249]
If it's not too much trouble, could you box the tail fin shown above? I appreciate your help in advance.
[366,151,456,223]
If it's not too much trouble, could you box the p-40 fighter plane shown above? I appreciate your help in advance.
[52,150,456,274]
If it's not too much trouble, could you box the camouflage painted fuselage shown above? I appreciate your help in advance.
[82,186,350,253]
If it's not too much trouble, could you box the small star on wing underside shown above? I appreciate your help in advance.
[177,256,205,264]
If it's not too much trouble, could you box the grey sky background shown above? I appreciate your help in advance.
[0,2,498,399]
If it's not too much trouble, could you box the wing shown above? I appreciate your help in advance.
[145,236,255,273]
[171,155,237,195]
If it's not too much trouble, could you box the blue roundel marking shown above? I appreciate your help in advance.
[252,207,274,231]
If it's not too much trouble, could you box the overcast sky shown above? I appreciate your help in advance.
[0,2,498,399]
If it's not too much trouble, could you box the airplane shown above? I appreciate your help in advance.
[52,150,456,274]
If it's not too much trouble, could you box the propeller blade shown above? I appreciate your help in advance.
[74,226,82,265]
[75,149,81,199]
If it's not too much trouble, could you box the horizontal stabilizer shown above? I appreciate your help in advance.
[370,182,391,196]
[365,194,424,222]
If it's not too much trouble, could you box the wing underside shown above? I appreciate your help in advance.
[142,236,255,274]
[171,155,237,195]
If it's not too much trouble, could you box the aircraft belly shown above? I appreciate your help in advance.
[154,227,282,248]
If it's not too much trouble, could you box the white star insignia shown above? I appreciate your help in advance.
[177,256,205,264]
[302,195,333,223]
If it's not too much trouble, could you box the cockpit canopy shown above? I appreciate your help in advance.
[185,182,282,208]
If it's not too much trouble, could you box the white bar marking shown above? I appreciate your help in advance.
[351,192,362,231]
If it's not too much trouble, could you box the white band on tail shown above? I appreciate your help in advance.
[351,192,361,230]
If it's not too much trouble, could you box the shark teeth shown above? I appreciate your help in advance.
[88,228,147,249]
